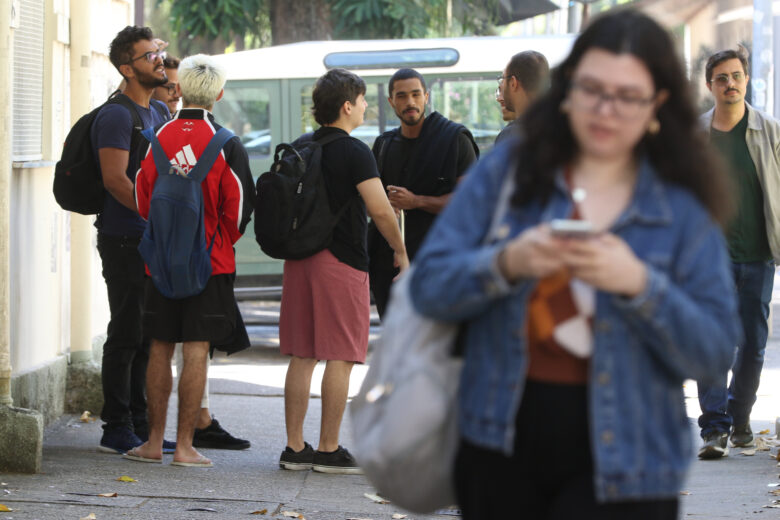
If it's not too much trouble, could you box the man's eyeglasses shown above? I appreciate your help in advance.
[711,72,744,86]
[127,50,167,65]
[496,74,514,86]
[161,83,178,96]
[569,81,655,119]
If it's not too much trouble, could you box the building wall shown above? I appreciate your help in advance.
[9,0,133,378]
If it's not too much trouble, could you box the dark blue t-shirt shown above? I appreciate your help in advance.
[91,99,169,236]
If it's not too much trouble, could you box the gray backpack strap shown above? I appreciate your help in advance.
[483,165,516,245]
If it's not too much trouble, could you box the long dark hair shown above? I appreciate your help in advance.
[516,9,732,225]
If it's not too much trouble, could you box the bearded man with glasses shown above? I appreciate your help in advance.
[697,47,780,460]
[91,26,173,455]
[494,51,549,145]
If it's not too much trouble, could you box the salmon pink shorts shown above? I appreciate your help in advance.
[279,249,370,363]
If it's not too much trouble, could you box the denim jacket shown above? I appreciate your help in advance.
[409,142,740,502]
[701,102,780,263]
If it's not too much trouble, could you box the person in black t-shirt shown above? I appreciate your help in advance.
[369,68,479,318]
[278,69,408,475]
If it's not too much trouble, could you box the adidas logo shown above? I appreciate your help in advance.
[168,144,196,177]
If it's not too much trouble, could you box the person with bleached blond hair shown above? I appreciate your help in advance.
[128,54,255,467]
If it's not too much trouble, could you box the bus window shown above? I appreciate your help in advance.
[299,81,399,149]
[213,84,272,159]
[428,77,503,152]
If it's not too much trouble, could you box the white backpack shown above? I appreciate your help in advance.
[350,170,515,513]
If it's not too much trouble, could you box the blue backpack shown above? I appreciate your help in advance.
[139,127,235,299]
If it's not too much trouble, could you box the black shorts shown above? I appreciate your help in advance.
[143,274,236,343]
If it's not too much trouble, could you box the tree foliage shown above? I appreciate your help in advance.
[160,0,269,53]
[330,0,503,39]
[158,0,506,55]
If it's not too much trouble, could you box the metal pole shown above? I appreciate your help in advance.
[68,0,94,363]
[0,0,14,406]
[135,0,144,27]
[752,0,773,114]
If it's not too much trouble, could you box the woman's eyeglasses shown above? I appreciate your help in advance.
[569,81,655,119]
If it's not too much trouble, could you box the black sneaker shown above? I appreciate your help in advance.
[698,431,729,459]
[193,418,250,450]
[99,427,143,454]
[279,442,314,470]
[312,446,363,475]
[730,423,754,448]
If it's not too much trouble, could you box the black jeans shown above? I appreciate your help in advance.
[454,381,679,520]
[97,233,149,433]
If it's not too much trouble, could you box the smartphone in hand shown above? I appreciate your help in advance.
[550,219,594,239]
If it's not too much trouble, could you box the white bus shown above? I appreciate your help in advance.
[211,35,575,279]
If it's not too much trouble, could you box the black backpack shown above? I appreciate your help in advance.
[254,132,354,260]
[53,94,168,215]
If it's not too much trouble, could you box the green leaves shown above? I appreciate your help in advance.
[163,0,265,44]
[330,0,502,40]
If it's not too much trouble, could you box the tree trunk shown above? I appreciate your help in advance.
[270,0,332,45]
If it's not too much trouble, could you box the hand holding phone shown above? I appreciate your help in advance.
[549,219,594,239]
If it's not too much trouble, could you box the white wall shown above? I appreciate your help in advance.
[9,0,133,375]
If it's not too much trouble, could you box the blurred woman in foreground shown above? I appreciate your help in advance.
[410,9,739,520]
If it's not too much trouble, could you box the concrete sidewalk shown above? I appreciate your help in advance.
[2,344,780,519]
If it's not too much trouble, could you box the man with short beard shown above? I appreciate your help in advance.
[92,25,171,454]
[368,68,479,317]
[494,50,549,145]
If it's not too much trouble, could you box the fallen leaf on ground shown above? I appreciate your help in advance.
[80,411,95,423]
[392,514,408,519]
[679,491,691,495]
[250,509,267,515]
[759,429,771,435]
[97,492,117,498]
[0,504,12,512]
[186,507,217,512]
[281,512,305,519]
[741,449,757,456]
[756,438,772,451]
[764,504,780,509]
[363,493,390,504]
[116,476,136,482]
[770,489,780,496]
[80,514,97,520]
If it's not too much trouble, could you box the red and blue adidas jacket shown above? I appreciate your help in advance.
[135,108,255,275]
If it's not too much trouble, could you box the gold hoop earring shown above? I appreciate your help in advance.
[647,118,660,135]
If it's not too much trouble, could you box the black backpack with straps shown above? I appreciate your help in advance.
[53,93,168,215]
[254,132,356,260]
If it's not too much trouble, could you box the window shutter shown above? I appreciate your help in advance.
[12,0,45,162]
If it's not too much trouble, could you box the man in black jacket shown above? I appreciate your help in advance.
[368,68,479,318]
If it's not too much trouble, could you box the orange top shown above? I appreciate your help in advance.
[526,269,589,384]
[526,166,590,385]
